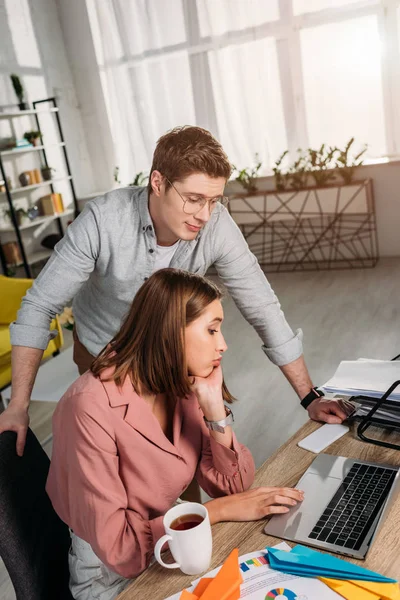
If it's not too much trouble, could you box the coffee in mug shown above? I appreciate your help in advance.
[154,502,212,575]
[170,514,204,531]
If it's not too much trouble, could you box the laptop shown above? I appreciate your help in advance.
[264,453,400,559]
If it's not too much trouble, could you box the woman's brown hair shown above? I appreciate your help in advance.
[91,269,234,403]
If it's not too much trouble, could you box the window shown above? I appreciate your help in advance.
[208,38,287,169]
[86,0,400,180]
[293,0,365,16]
[300,15,386,156]
[197,0,279,37]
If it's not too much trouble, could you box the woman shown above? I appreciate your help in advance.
[46,269,304,600]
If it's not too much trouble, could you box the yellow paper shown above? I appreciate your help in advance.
[349,579,400,600]
[320,577,400,600]
[320,577,379,600]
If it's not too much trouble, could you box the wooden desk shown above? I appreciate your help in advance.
[117,420,400,600]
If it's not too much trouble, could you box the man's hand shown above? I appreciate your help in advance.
[0,403,30,456]
[307,397,347,424]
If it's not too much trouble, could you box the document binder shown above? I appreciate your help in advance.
[350,354,400,451]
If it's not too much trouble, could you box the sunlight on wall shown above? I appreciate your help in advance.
[5,0,41,68]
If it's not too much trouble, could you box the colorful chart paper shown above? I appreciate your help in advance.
[240,554,269,572]
[265,588,297,600]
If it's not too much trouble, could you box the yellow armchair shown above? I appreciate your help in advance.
[0,275,64,390]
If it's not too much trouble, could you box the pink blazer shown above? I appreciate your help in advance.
[46,370,255,578]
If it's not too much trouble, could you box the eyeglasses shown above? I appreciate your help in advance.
[165,177,229,215]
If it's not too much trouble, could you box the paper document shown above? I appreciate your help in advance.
[322,360,400,401]
[188,543,341,600]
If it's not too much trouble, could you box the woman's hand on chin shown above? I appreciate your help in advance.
[190,365,226,421]
[205,487,305,525]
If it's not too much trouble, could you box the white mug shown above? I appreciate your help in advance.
[154,502,212,575]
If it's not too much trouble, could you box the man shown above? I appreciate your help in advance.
[0,126,346,456]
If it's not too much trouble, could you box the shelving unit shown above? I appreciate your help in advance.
[0,97,79,277]
[0,142,66,157]
[2,175,72,196]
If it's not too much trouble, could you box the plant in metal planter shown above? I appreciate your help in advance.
[128,171,148,186]
[334,138,367,185]
[273,150,290,192]
[288,150,309,191]
[232,153,262,193]
[113,167,149,187]
[272,138,367,191]
[307,144,337,187]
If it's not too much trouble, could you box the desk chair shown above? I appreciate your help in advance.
[0,429,72,600]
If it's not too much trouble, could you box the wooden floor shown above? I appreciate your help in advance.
[1,258,400,599]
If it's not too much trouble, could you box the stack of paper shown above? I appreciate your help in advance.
[266,545,399,599]
[322,360,400,401]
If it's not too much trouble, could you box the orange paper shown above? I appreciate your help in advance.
[193,578,213,596]
[199,548,242,600]
[179,591,198,600]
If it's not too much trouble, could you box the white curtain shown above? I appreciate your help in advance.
[85,0,284,183]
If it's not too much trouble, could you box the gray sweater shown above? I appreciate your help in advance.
[10,186,303,365]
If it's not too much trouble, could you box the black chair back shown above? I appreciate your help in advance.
[0,429,73,599]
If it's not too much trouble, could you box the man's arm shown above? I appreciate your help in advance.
[280,355,346,423]
[212,208,346,423]
[0,200,102,453]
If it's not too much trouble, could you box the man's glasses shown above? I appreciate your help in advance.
[165,177,229,215]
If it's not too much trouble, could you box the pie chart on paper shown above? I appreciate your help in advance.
[265,589,297,600]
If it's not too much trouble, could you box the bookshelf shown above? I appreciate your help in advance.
[0,98,79,277]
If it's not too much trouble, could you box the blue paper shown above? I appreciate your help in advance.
[265,545,396,583]
[267,552,390,582]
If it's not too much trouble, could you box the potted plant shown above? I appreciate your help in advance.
[4,207,29,227]
[128,171,149,186]
[334,138,367,184]
[232,154,262,193]
[10,74,28,110]
[41,165,56,181]
[23,130,41,147]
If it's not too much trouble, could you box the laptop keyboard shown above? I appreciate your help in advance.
[308,463,397,551]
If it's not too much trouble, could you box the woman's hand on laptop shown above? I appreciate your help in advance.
[206,486,304,525]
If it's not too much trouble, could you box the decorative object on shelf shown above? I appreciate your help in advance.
[228,179,377,272]
[3,207,29,227]
[58,306,74,331]
[41,165,56,181]
[41,233,62,250]
[0,177,12,192]
[10,74,28,110]
[272,138,367,192]
[39,193,64,216]
[27,205,40,221]
[23,130,41,146]
[232,153,262,193]
[0,137,17,151]
[2,242,22,265]
[18,172,31,187]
